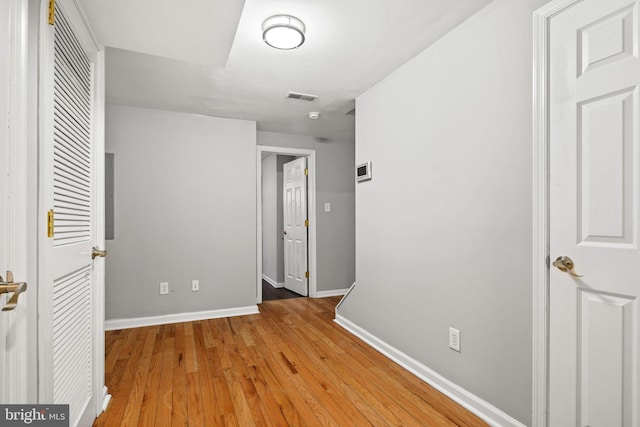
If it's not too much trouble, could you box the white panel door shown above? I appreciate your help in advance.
[549,1,640,425]
[40,1,103,425]
[283,157,308,296]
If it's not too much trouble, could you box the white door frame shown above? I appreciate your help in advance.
[256,145,317,303]
[532,1,582,426]
[1,0,34,404]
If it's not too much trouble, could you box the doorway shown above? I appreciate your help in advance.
[256,146,317,303]
[260,153,302,301]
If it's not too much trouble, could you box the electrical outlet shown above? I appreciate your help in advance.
[160,282,169,295]
[191,279,199,292]
[449,327,461,352]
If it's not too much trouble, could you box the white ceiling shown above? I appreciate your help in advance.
[78,0,494,141]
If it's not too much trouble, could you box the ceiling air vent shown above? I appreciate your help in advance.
[287,92,318,102]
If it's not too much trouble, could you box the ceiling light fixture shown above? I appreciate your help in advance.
[308,112,320,120]
[262,15,306,50]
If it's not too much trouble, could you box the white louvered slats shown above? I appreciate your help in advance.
[52,267,92,424]
[53,3,92,247]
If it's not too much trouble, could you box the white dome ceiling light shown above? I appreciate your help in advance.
[262,15,306,50]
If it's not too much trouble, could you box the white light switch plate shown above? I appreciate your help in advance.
[324,202,331,212]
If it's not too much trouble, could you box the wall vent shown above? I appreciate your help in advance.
[287,92,318,102]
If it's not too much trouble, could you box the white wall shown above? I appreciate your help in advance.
[105,105,257,320]
[337,0,547,424]
[258,131,355,292]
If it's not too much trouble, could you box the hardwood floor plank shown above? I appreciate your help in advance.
[184,322,198,374]
[136,330,163,427]
[155,336,175,427]
[96,297,489,427]
[171,323,188,427]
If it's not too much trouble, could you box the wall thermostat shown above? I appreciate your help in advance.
[356,161,372,182]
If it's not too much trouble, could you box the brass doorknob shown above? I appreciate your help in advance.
[552,256,583,277]
[92,247,108,260]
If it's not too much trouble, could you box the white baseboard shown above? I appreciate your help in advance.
[314,288,350,298]
[262,274,284,288]
[100,386,111,413]
[105,306,260,331]
[334,315,526,427]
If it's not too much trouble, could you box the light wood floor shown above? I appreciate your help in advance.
[94,297,488,426]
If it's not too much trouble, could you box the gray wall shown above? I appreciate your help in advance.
[257,131,355,292]
[105,104,257,320]
[261,154,279,283]
[337,0,547,424]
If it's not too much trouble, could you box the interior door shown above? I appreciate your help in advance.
[39,1,103,425]
[549,0,640,425]
[283,157,308,296]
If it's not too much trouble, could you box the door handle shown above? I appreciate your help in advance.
[92,247,107,260]
[0,271,28,311]
[552,256,583,278]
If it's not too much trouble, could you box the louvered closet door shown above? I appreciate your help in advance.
[41,1,98,426]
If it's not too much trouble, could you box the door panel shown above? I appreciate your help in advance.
[549,0,640,425]
[283,157,308,296]
[40,1,100,425]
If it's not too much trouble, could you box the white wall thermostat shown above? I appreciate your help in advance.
[355,161,372,182]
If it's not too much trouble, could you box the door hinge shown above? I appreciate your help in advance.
[48,0,56,25]
[304,168,309,176]
[304,219,309,227]
[305,271,310,279]
[47,209,54,238]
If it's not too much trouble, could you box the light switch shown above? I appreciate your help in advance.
[324,203,331,212]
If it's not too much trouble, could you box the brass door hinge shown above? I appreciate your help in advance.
[47,209,54,238]
[304,168,309,176]
[305,271,310,279]
[304,219,309,227]
[48,0,56,25]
